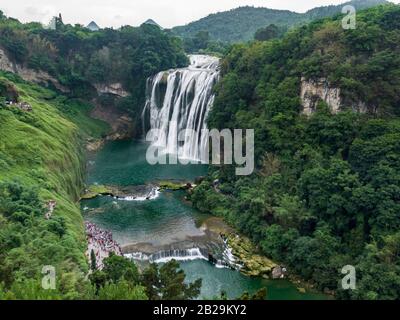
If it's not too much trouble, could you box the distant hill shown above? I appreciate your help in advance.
[87,21,100,31]
[143,19,162,29]
[172,0,389,43]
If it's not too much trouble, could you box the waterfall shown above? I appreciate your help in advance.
[124,238,242,270]
[142,55,220,162]
[125,247,209,263]
[116,187,160,201]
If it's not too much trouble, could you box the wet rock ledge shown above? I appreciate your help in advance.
[225,233,279,279]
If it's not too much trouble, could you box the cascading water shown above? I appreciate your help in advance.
[142,55,220,162]
[125,248,209,263]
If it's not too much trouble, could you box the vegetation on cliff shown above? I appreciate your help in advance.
[0,72,108,298]
[0,72,202,300]
[191,4,400,300]
[0,11,188,115]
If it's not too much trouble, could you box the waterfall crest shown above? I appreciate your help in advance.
[142,55,220,162]
[125,248,209,263]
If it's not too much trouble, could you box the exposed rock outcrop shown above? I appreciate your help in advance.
[272,265,287,279]
[0,79,19,102]
[226,233,277,278]
[90,103,136,140]
[94,83,130,98]
[0,49,14,72]
[300,77,341,115]
[86,138,105,152]
[300,77,370,115]
[0,48,69,93]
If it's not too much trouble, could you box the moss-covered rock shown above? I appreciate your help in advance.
[86,138,104,152]
[158,180,190,191]
[226,233,277,278]
[81,185,113,200]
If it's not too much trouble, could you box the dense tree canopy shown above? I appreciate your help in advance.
[172,0,387,43]
[0,15,188,111]
[142,260,202,300]
[191,4,400,300]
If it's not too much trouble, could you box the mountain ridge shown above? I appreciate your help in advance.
[172,0,389,43]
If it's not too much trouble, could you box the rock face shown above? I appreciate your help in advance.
[227,233,277,278]
[0,48,69,93]
[90,103,136,140]
[94,83,130,98]
[0,79,19,102]
[86,138,105,152]
[0,48,15,74]
[300,77,342,115]
[272,265,287,279]
[300,76,371,115]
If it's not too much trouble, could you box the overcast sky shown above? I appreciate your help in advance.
[1,0,398,28]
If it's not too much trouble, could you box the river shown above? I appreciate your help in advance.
[82,140,328,300]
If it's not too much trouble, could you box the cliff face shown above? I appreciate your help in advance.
[0,48,15,73]
[94,83,130,98]
[90,103,137,140]
[0,48,69,93]
[1,47,137,139]
[300,77,342,115]
[300,77,370,115]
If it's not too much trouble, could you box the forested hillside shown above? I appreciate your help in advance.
[0,11,187,112]
[0,72,106,298]
[191,4,400,300]
[172,0,388,43]
[0,11,200,299]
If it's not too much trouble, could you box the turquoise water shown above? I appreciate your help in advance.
[182,260,326,300]
[83,140,328,300]
[86,140,208,186]
[83,191,206,246]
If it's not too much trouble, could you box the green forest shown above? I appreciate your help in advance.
[0,12,187,110]
[0,11,200,299]
[190,4,400,300]
[0,0,400,301]
[172,0,387,43]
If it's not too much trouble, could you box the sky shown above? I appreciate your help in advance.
[1,0,398,29]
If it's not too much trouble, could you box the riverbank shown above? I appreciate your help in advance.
[189,184,332,298]
[80,139,330,299]
[86,222,123,269]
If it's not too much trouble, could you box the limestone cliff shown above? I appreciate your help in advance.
[94,83,130,98]
[300,77,342,115]
[300,77,370,115]
[90,103,136,140]
[0,48,69,93]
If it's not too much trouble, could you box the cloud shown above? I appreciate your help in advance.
[24,5,57,24]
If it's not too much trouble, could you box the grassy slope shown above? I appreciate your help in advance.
[0,72,109,295]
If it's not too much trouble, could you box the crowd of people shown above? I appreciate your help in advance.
[85,222,123,269]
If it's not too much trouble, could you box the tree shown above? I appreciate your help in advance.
[193,31,210,50]
[90,249,97,271]
[239,288,267,300]
[88,270,107,291]
[97,281,147,300]
[254,24,280,41]
[102,254,139,284]
[141,260,202,300]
